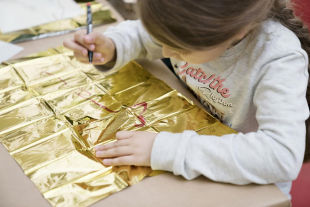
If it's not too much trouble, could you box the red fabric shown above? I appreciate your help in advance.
[291,163,310,207]
[293,0,310,27]
[290,1,310,206]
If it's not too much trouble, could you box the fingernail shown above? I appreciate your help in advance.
[102,159,109,165]
[100,57,105,62]
[90,45,95,50]
[94,145,102,151]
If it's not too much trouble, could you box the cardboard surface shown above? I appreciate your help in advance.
[0,1,291,206]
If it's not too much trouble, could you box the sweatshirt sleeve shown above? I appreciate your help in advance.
[151,51,309,185]
[103,20,163,72]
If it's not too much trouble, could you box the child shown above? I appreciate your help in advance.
[64,0,310,197]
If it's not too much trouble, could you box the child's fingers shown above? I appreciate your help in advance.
[74,30,86,45]
[116,131,135,140]
[78,59,106,65]
[74,52,104,63]
[74,52,89,62]
[74,30,94,51]
[94,139,130,151]
[95,146,132,158]
[63,39,87,56]
[102,156,134,166]
[74,52,91,62]
[84,32,106,45]
[84,33,115,64]
[93,52,103,60]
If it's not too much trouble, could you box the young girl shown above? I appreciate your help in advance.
[64,0,310,197]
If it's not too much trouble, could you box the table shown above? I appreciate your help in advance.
[0,1,291,206]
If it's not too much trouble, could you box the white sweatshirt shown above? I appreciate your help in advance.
[103,19,309,196]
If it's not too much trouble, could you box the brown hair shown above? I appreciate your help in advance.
[138,0,310,162]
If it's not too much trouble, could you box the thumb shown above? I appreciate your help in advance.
[116,131,135,140]
[84,32,106,44]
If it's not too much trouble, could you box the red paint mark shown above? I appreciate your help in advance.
[131,102,147,113]
[76,89,121,113]
[44,71,68,85]
[131,102,148,127]
[46,72,148,127]
[79,91,148,127]
[135,115,146,127]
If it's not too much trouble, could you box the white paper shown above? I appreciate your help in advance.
[0,0,83,34]
[0,41,23,63]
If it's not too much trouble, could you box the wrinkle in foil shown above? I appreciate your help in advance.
[0,48,235,207]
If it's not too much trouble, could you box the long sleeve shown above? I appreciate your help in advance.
[103,20,163,71]
[151,51,309,185]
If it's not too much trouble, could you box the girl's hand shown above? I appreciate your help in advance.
[94,131,157,166]
[63,30,116,65]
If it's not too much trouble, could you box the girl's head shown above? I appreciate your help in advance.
[139,0,274,64]
[139,0,310,161]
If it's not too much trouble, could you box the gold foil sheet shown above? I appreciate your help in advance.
[0,2,116,43]
[0,48,235,207]
[14,54,76,85]
[0,65,34,111]
[0,99,53,134]
[0,86,33,112]
[0,65,24,90]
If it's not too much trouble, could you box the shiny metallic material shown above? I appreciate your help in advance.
[0,48,235,207]
[0,2,116,43]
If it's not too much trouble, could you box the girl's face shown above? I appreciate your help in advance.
[161,40,233,64]
[160,25,252,64]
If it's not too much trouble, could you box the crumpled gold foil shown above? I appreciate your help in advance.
[0,47,235,207]
[0,2,116,43]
